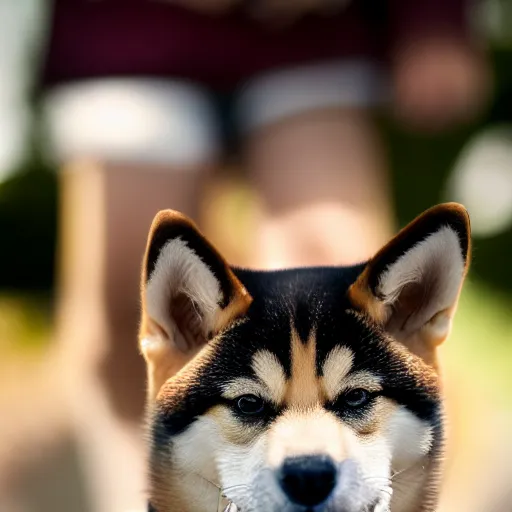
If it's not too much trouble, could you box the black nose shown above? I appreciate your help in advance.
[278,455,337,506]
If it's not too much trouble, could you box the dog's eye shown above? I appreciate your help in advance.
[344,389,371,408]
[237,395,265,416]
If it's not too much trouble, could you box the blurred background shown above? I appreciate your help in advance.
[0,1,511,511]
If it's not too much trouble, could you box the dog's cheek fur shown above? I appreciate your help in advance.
[334,401,434,512]
[203,405,273,511]
[164,416,222,512]
[384,406,435,512]
[206,405,265,446]
[346,399,435,512]
[338,411,393,509]
[387,406,434,470]
[171,405,270,512]
[216,432,270,511]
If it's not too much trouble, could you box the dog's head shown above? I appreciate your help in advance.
[139,204,470,512]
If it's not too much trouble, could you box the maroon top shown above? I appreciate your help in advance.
[42,0,470,91]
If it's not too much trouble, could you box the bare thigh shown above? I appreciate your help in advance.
[46,78,218,512]
[246,108,395,268]
[56,163,209,512]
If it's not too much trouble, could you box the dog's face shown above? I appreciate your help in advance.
[139,204,471,512]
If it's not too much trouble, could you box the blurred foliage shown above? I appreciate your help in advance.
[0,292,53,351]
[0,158,57,291]
[383,47,512,295]
[449,279,512,395]
[484,0,512,48]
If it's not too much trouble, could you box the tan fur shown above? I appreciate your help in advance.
[252,350,287,405]
[348,271,388,324]
[320,346,386,402]
[285,327,324,407]
[150,464,220,512]
[222,377,276,403]
[267,408,348,466]
[156,334,221,408]
[206,405,261,446]
[356,396,397,437]
[141,325,206,403]
[214,278,253,334]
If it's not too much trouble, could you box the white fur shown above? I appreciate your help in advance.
[217,435,268,510]
[378,226,465,332]
[266,409,348,467]
[171,416,225,511]
[388,407,433,470]
[170,402,431,512]
[171,412,267,512]
[387,407,434,512]
[145,238,222,347]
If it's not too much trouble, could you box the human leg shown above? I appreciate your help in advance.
[239,62,394,268]
[45,79,218,512]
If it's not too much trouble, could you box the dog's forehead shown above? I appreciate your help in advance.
[211,267,439,407]
[224,266,387,373]
[219,298,391,398]
[155,266,440,435]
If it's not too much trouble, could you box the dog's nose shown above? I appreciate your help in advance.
[278,455,337,506]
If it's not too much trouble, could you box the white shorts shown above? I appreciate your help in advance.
[42,61,386,168]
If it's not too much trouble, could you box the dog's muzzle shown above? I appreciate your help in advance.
[148,456,385,512]
[278,455,338,507]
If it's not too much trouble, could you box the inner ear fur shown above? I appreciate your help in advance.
[139,210,252,401]
[349,203,471,367]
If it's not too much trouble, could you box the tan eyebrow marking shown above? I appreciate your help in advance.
[221,350,288,405]
[321,346,383,401]
[252,350,287,404]
[339,371,382,394]
[221,377,274,403]
[321,346,354,401]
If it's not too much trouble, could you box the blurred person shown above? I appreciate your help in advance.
[39,1,489,511]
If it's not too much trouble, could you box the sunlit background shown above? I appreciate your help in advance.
[1,1,512,511]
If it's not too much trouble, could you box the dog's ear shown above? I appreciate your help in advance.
[139,210,252,401]
[349,203,471,368]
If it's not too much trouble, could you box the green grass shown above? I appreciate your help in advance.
[445,279,512,401]
[0,292,53,354]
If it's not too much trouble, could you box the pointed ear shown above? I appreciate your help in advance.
[139,210,252,401]
[349,203,471,368]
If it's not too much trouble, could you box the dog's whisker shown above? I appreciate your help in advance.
[391,466,412,480]
[222,483,250,493]
[378,486,393,496]
[363,476,392,482]
[190,471,222,491]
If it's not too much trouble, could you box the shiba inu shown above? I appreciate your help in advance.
[139,203,471,512]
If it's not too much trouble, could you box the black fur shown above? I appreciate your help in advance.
[154,265,441,444]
